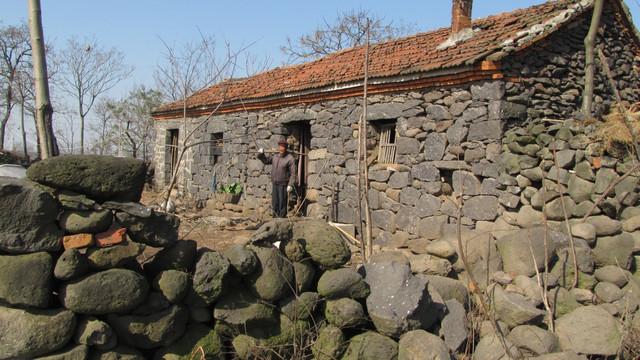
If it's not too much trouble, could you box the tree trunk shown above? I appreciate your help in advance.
[582,0,604,117]
[28,0,58,158]
[20,99,29,160]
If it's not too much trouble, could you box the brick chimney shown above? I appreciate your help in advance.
[452,0,473,33]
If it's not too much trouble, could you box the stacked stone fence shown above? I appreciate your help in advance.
[2,151,640,359]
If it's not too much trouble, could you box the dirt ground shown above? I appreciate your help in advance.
[140,190,257,253]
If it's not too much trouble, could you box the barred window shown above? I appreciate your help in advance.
[377,123,397,164]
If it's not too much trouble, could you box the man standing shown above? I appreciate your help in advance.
[258,138,297,218]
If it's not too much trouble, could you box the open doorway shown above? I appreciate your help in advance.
[166,129,179,183]
[291,121,311,215]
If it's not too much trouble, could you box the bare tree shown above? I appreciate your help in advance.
[583,0,604,117]
[153,33,269,102]
[106,85,162,161]
[28,0,58,159]
[57,36,133,154]
[280,8,416,64]
[0,22,31,150]
[87,97,116,156]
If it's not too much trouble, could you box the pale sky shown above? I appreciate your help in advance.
[5,0,637,98]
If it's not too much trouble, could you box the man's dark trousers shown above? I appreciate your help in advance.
[272,183,288,218]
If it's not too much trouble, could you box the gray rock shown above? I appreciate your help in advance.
[153,270,189,304]
[497,227,557,277]
[507,325,561,357]
[341,331,398,360]
[74,315,113,346]
[622,215,640,232]
[59,268,148,314]
[514,275,543,306]
[526,352,588,360]
[567,175,596,204]
[593,232,635,269]
[594,168,619,195]
[474,333,523,360]
[594,282,623,303]
[25,155,146,202]
[444,231,502,290]
[553,236,595,274]
[548,287,580,319]
[186,249,231,306]
[0,306,76,359]
[441,299,468,352]
[0,252,52,308]
[398,329,451,360]
[249,219,293,243]
[468,121,502,141]
[280,238,307,262]
[213,285,278,329]
[585,215,622,236]
[317,268,369,300]
[88,344,145,359]
[408,253,453,276]
[34,344,89,360]
[224,244,258,276]
[153,323,224,360]
[311,324,346,360]
[567,222,597,244]
[85,240,145,270]
[292,259,315,293]
[107,304,188,349]
[424,132,447,161]
[245,243,294,302]
[555,150,576,168]
[425,239,457,258]
[55,189,97,211]
[115,210,180,248]
[143,239,197,276]
[545,197,576,221]
[279,292,322,321]
[516,205,545,227]
[570,288,597,304]
[58,209,112,234]
[0,178,63,254]
[292,219,351,269]
[594,265,633,288]
[359,261,435,337]
[491,285,546,327]
[325,297,367,328]
[453,170,482,196]
[462,195,499,221]
[555,306,622,356]
[411,163,440,182]
[370,250,411,266]
[102,200,152,218]
[54,248,90,281]
[420,275,470,307]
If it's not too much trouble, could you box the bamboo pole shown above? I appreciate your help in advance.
[362,21,373,261]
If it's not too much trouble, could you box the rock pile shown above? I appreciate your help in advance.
[1,146,640,359]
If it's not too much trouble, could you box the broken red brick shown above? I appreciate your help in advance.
[63,233,94,250]
[95,228,128,247]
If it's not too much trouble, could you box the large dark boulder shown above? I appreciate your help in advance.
[0,306,76,359]
[107,304,189,349]
[292,219,351,269]
[59,269,149,314]
[0,252,53,308]
[25,155,146,202]
[0,177,63,254]
[115,211,180,248]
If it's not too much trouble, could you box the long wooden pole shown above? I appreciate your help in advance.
[362,21,373,261]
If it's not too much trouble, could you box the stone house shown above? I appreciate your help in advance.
[151,0,640,244]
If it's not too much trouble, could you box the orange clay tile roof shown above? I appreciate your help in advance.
[152,0,637,119]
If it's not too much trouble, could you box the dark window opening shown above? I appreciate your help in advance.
[167,129,179,180]
[376,121,397,164]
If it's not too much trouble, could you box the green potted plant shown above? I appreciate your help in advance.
[216,182,242,204]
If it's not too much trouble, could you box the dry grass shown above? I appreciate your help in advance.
[592,102,640,157]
